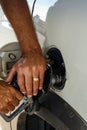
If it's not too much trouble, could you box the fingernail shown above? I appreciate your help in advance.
[39,87,42,90]
[22,92,26,95]
[28,95,32,98]
[33,93,38,96]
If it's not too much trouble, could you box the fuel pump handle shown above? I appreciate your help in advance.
[0,64,52,122]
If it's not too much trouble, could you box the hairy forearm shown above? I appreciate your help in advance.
[1,0,42,54]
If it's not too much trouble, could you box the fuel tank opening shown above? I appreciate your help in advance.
[45,47,66,91]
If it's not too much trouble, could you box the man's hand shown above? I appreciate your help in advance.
[1,0,46,97]
[0,80,23,114]
[6,51,46,97]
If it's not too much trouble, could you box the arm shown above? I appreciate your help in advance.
[1,0,41,53]
[1,0,46,97]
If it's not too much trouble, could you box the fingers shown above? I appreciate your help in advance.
[24,70,32,97]
[0,80,23,114]
[39,68,45,90]
[32,66,39,96]
[0,101,16,113]
[7,66,45,97]
[16,92,23,100]
[32,77,39,96]
[24,65,46,97]
[6,103,15,112]
[0,97,18,113]
[17,71,26,93]
[8,86,23,101]
[0,105,9,113]
[16,66,45,97]
[6,54,46,98]
[6,66,16,82]
[17,67,44,97]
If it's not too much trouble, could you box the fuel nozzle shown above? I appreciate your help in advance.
[0,47,66,122]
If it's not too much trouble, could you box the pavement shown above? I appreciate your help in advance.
[0,115,19,130]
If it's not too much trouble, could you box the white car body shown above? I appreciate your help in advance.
[45,0,87,122]
[0,0,87,129]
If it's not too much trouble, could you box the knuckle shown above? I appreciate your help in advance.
[25,66,30,71]
[24,67,31,74]
[8,96,14,102]
[6,88,11,94]
[18,67,23,73]
[32,65,37,71]
[0,103,6,110]
[39,64,46,71]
